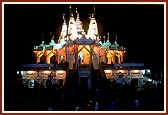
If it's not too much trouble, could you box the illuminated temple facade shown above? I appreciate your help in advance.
[19,6,150,88]
[33,8,126,69]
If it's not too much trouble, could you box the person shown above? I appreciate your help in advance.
[48,106,53,111]
[78,56,81,64]
[47,72,53,88]
[95,101,99,111]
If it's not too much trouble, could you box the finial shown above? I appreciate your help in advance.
[103,36,106,43]
[115,34,117,41]
[93,5,96,15]
[51,35,55,40]
[76,8,79,18]
[89,14,91,19]
[107,32,109,40]
[69,4,71,14]
[69,5,73,17]
[41,33,44,41]
[50,32,53,39]
[71,13,73,17]
[91,13,94,18]
[63,13,66,23]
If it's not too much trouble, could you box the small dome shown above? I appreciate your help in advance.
[106,40,111,46]
[49,40,56,46]
[40,41,45,46]
[99,41,102,45]
[114,40,119,48]
[102,42,108,49]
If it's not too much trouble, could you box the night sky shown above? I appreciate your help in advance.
[4,3,164,80]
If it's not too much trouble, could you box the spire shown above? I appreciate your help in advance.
[76,8,79,19]
[92,13,94,18]
[91,5,96,18]
[50,32,55,40]
[114,34,119,48]
[69,4,73,17]
[107,32,109,40]
[106,32,111,47]
[41,33,44,41]
[93,5,96,15]
[50,32,53,39]
[89,14,91,19]
[51,35,54,40]
[103,36,106,43]
[115,34,117,41]
[63,13,66,23]
[69,4,71,15]
[40,33,45,46]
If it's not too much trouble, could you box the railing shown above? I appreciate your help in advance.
[101,63,144,70]
[21,63,68,70]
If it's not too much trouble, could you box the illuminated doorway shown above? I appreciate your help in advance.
[78,45,90,65]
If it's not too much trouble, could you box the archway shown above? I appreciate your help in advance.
[50,55,56,64]
[40,55,46,64]
[115,55,118,64]
[78,45,90,65]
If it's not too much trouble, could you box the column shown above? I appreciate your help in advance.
[121,55,123,63]
[36,56,41,64]
[46,56,50,64]
[113,53,116,64]
[107,57,111,64]
[58,55,60,64]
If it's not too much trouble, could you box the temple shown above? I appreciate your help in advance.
[33,6,126,68]
[17,5,151,89]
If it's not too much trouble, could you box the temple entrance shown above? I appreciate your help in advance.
[78,45,90,65]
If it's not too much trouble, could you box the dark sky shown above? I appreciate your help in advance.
[4,4,164,79]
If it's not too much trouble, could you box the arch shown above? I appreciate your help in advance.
[50,55,56,64]
[40,55,46,64]
[115,55,118,64]
[77,45,91,65]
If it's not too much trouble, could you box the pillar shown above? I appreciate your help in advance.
[58,55,60,64]
[36,56,41,64]
[121,55,123,63]
[113,54,116,64]
[46,56,50,64]
[107,57,111,64]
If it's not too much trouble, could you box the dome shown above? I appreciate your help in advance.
[106,40,111,47]
[49,40,56,46]
[40,41,45,46]
[99,40,102,45]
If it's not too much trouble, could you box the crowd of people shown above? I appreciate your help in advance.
[4,70,164,111]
